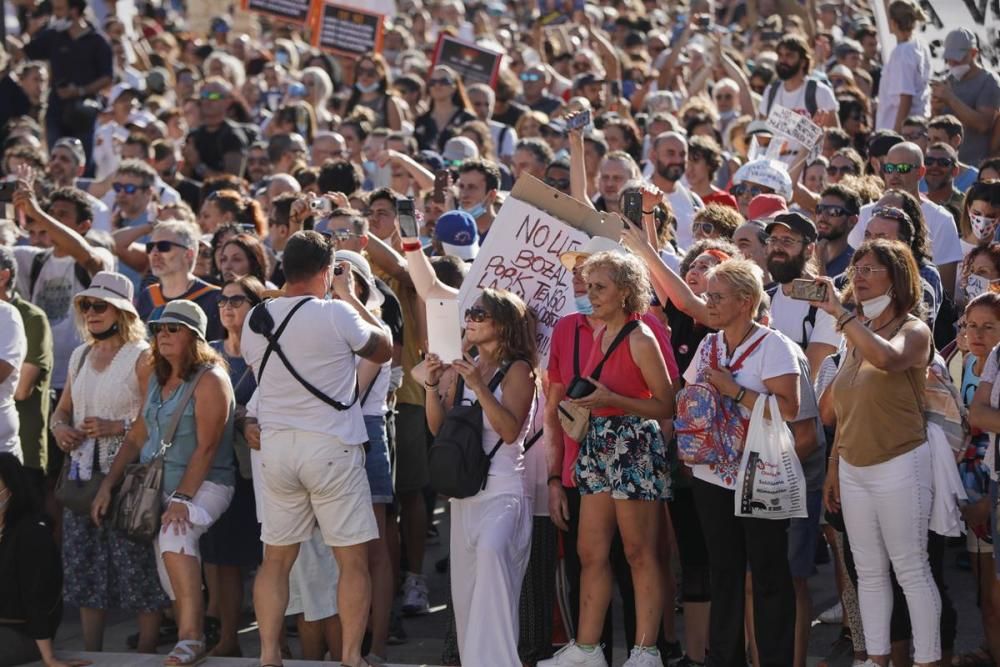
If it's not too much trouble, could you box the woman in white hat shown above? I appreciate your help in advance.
[92,299,236,667]
[50,270,168,654]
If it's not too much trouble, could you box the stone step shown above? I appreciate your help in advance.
[20,653,441,667]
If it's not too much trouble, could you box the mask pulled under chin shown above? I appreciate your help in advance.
[91,323,119,340]
[574,294,593,315]
[461,202,487,219]
[356,81,381,94]
[860,292,892,321]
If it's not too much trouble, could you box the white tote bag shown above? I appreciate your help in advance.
[734,394,808,520]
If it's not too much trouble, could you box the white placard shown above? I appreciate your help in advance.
[766,104,823,150]
[457,196,590,365]
[425,298,464,364]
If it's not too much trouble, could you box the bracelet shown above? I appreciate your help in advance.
[424,381,439,388]
[734,387,746,403]
[170,492,193,502]
[642,209,656,215]
[401,240,423,253]
[836,313,857,332]
[52,420,68,428]
[547,474,562,485]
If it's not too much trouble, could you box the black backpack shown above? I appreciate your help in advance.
[29,249,91,296]
[766,283,817,350]
[764,78,819,118]
[428,362,511,499]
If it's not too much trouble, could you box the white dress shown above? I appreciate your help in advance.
[67,340,148,478]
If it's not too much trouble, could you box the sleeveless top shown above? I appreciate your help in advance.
[356,95,389,128]
[831,320,927,467]
[140,368,235,495]
[458,363,535,497]
[583,317,653,418]
[68,341,148,478]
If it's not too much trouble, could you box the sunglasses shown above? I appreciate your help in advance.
[519,72,542,82]
[924,156,955,168]
[545,177,571,190]
[428,77,454,87]
[464,306,492,323]
[330,228,359,241]
[826,165,857,176]
[218,295,252,309]
[816,204,852,217]
[731,184,774,197]
[846,265,888,278]
[694,222,715,235]
[150,322,185,335]
[145,240,188,254]
[200,91,225,101]
[881,162,915,175]
[113,182,146,194]
[77,298,110,314]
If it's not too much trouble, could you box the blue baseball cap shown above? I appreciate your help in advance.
[435,210,479,261]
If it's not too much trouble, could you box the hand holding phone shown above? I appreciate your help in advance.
[622,190,643,228]
[790,278,828,302]
[398,197,419,238]
[433,170,450,204]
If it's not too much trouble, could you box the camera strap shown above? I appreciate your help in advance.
[588,320,640,382]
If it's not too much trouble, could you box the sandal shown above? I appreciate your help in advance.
[952,648,995,667]
[163,638,207,666]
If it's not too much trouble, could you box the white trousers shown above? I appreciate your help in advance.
[450,491,532,667]
[840,443,941,663]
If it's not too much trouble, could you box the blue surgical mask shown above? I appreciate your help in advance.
[461,201,487,219]
[574,294,593,315]
[356,81,381,94]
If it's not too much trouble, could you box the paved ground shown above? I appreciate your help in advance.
[38,501,984,667]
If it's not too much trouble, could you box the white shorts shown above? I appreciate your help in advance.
[258,429,378,547]
[155,480,234,600]
[286,526,341,622]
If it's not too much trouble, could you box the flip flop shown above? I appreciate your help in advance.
[163,638,207,666]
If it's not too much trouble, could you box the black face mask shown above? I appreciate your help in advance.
[91,322,119,340]
[657,162,685,182]
[775,62,800,81]
[767,248,808,284]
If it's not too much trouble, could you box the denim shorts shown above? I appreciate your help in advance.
[575,414,669,501]
[788,489,823,578]
[364,414,394,504]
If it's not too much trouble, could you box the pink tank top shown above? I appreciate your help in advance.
[582,317,652,418]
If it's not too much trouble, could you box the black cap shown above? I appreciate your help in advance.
[867,130,904,158]
[766,212,818,243]
[574,73,607,89]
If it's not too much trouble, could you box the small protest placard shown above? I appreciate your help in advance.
[242,0,313,25]
[537,0,585,25]
[312,3,384,56]
[432,35,503,87]
[766,105,823,150]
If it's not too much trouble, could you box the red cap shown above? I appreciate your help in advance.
[747,194,788,221]
[702,191,740,211]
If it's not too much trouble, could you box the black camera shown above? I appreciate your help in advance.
[565,376,597,399]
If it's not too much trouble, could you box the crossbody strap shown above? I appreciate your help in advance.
[589,320,640,381]
[360,374,379,407]
[255,297,313,384]
[522,428,544,453]
[572,322,582,378]
[159,366,210,454]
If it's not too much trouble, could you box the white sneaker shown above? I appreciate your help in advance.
[623,646,664,667]
[401,573,429,615]
[818,601,843,624]
[537,641,609,667]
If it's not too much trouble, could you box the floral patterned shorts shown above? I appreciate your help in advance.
[575,415,669,501]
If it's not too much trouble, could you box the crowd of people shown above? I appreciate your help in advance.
[0,0,998,667]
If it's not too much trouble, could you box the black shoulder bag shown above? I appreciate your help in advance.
[428,363,511,499]
[249,298,359,410]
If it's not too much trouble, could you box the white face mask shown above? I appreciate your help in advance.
[949,64,971,81]
[970,213,997,241]
[860,291,893,320]
[50,17,73,31]
[966,274,991,299]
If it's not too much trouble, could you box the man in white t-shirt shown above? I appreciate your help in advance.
[876,34,931,132]
[764,212,843,380]
[847,142,962,297]
[13,187,115,393]
[0,300,26,460]
[241,231,392,667]
[759,35,838,122]
[649,131,704,250]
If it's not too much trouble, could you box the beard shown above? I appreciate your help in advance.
[767,250,808,284]
[775,62,800,81]
[819,224,846,242]
[656,162,685,182]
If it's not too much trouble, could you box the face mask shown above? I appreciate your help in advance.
[50,17,72,31]
[966,274,991,299]
[356,80,381,94]
[720,109,739,122]
[574,294,593,315]
[362,159,377,177]
[657,162,685,182]
[860,291,893,320]
[775,62,799,81]
[949,64,971,81]
[383,50,399,65]
[461,201,487,219]
[970,213,996,241]
[91,323,119,341]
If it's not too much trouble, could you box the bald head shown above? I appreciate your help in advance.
[882,142,925,194]
[886,141,924,167]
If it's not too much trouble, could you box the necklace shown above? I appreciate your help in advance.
[725,321,757,356]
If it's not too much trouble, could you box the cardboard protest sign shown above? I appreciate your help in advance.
[241,0,313,25]
[765,104,823,165]
[432,35,503,87]
[312,3,384,56]
[457,175,623,364]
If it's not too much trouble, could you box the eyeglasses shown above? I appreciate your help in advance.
[150,322,185,335]
[77,299,109,314]
[924,156,955,168]
[870,206,911,225]
[765,236,805,248]
[881,162,916,175]
[218,295,251,309]
[329,228,359,241]
[428,77,454,87]
[704,291,737,304]
[846,265,888,278]
[464,306,492,323]
[826,164,857,176]
[519,72,542,82]
[545,177,571,190]
[113,182,147,194]
[694,222,716,235]
[816,204,853,217]
[731,184,774,198]
[200,90,225,101]
[145,240,188,254]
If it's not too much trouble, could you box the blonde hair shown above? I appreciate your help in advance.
[706,257,766,315]
[581,251,653,316]
[74,305,147,347]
